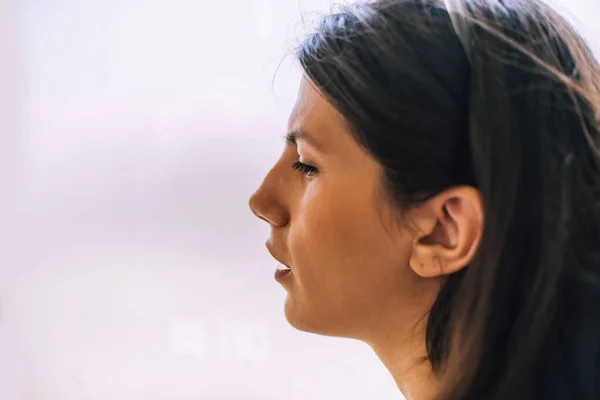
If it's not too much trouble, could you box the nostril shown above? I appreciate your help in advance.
[248,180,289,227]
[250,201,288,228]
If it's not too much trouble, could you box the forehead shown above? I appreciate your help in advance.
[288,78,348,148]
[292,78,342,122]
[287,77,383,175]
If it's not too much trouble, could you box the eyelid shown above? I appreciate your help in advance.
[291,161,318,176]
[282,134,320,175]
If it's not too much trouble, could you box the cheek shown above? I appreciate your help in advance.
[288,182,410,306]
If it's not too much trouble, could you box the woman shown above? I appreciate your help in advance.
[249,0,600,399]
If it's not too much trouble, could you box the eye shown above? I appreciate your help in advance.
[292,161,318,177]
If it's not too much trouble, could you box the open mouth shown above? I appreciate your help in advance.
[275,263,292,280]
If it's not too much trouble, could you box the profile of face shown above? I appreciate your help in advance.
[249,77,482,342]
[251,0,600,397]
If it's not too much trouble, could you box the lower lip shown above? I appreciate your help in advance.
[274,268,293,283]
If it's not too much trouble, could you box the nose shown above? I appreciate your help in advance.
[249,168,289,228]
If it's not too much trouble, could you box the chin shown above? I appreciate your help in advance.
[282,295,359,339]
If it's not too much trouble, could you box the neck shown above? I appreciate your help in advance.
[366,311,439,400]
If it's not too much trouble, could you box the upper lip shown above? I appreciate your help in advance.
[265,239,292,269]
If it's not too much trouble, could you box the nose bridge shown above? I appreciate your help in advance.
[249,161,289,227]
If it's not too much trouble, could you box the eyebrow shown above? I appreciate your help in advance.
[285,129,323,152]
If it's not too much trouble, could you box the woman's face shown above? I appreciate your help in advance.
[249,78,435,340]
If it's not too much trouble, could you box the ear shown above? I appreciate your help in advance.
[407,186,484,278]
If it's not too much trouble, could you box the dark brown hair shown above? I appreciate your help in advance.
[296,0,600,398]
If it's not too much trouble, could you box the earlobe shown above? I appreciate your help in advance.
[408,186,484,278]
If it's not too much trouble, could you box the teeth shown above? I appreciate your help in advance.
[276,263,291,271]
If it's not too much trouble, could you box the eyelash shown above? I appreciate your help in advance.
[292,161,318,176]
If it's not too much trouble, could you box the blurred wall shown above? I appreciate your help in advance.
[0,0,598,399]
[0,0,25,398]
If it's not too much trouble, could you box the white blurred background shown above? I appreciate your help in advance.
[0,0,598,399]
